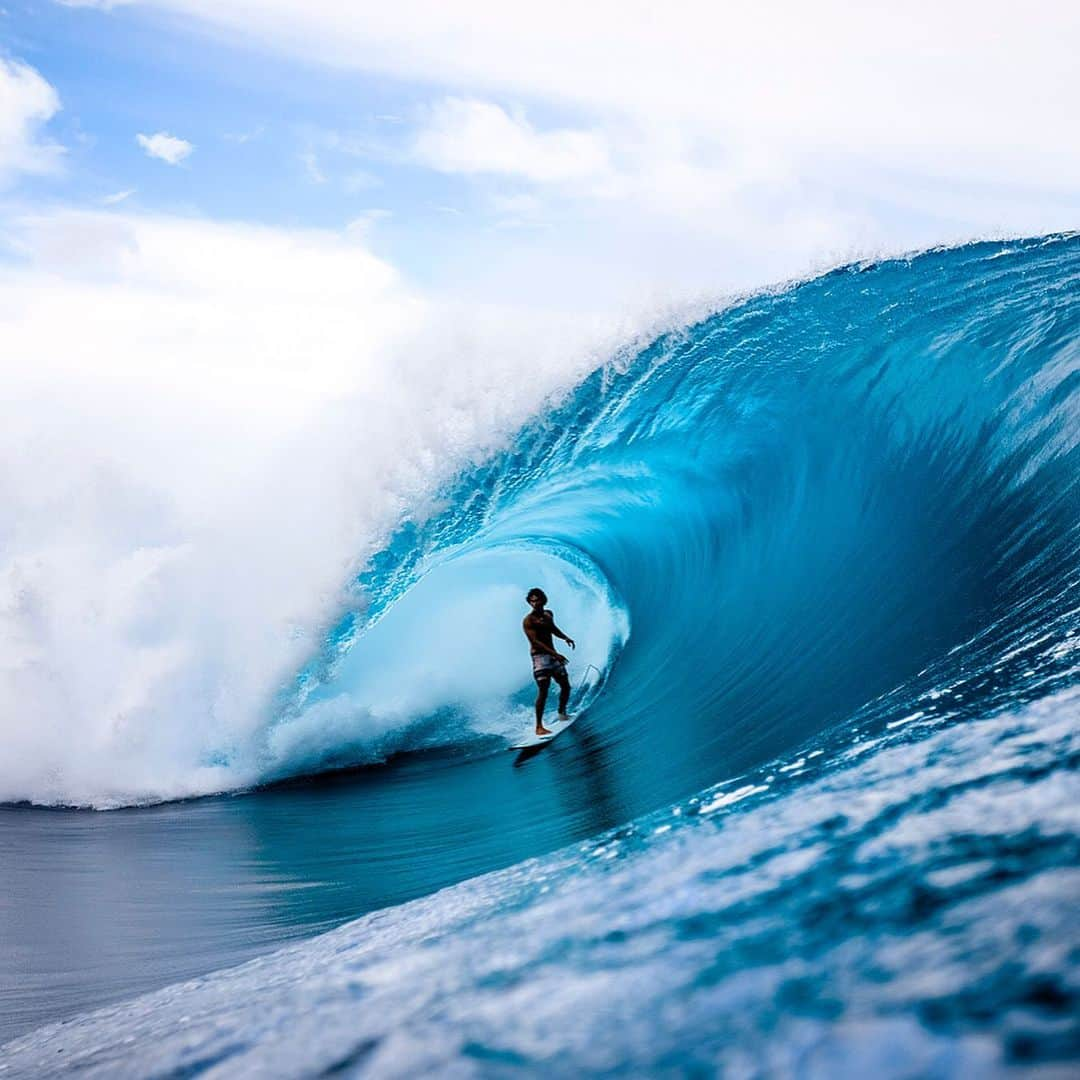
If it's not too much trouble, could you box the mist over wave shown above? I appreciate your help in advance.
[0,211,652,808]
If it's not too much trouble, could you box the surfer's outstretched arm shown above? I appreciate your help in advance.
[549,618,575,649]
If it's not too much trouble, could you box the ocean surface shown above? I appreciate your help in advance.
[2,236,1078,1074]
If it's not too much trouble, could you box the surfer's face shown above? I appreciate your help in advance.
[527,592,546,611]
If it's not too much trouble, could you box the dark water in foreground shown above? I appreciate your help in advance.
[2,739,630,1042]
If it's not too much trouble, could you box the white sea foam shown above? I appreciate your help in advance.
[0,209,656,807]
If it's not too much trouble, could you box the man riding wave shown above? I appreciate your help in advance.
[522,587,575,736]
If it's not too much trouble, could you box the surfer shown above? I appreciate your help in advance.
[523,587,575,736]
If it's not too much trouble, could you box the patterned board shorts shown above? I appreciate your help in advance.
[532,653,568,682]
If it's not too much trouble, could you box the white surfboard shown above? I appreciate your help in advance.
[510,712,580,750]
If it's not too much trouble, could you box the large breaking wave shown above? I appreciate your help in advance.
[6,235,1078,812]
[3,235,1079,1069]
[273,234,1079,802]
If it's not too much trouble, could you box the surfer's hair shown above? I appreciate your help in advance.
[527,587,547,603]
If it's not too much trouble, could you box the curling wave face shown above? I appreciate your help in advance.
[275,234,1080,806]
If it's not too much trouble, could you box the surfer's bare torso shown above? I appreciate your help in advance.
[523,608,559,656]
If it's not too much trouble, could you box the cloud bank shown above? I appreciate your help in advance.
[90,1,1076,307]
[134,0,1080,193]
[0,59,63,186]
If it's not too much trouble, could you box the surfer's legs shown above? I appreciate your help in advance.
[534,676,553,735]
[554,671,571,718]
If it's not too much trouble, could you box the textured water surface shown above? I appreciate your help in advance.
[3,686,1077,1076]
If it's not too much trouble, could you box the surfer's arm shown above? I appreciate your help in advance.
[549,616,575,649]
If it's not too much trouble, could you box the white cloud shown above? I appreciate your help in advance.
[3,209,406,358]
[132,1,1080,192]
[0,58,63,186]
[102,187,136,204]
[44,1,1077,308]
[412,98,608,183]
[136,130,193,164]
[488,192,543,217]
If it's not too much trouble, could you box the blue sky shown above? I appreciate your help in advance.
[3,1,495,285]
[7,0,695,301]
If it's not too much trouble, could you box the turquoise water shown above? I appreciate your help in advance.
[2,236,1078,1071]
